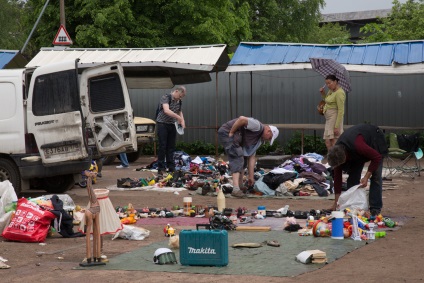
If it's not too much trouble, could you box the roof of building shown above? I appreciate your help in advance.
[227,41,424,74]
[321,9,391,23]
[0,50,27,69]
[26,45,230,87]
[27,44,229,72]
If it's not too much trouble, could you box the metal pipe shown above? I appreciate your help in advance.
[229,72,232,118]
[250,71,253,116]
[236,73,238,117]
[215,71,219,157]
[21,0,51,54]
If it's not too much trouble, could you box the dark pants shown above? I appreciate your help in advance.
[157,122,177,172]
[346,159,383,211]
[218,127,245,174]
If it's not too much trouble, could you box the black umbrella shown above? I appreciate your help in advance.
[310,58,352,93]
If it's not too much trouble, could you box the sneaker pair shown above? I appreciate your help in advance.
[231,190,246,198]
[116,165,129,169]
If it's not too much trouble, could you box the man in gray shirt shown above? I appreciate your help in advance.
[218,116,279,197]
[156,86,186,175]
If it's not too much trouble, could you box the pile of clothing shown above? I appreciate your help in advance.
[124,152,333,198]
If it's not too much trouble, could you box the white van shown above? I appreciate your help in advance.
[0,60,136,194]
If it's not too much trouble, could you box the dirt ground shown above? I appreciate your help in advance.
[1,156,423,283]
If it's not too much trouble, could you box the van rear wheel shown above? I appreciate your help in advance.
[0,159,21,195]
[127,148,142,163]
[102,155,117,165]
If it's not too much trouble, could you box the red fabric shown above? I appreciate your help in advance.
[2,198,56,243]
[334,135,382,194]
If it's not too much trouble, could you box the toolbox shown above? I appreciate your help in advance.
[179,225,228,266]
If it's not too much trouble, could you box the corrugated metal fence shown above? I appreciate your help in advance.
[129,69,424,147]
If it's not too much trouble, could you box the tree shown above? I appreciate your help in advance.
[21,0,251,58]
[0,0,26,50]
[305,22,352,44]
[240,0,325,43]
[360,0,424,42]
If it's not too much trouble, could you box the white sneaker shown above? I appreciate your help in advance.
[116,165,129,169]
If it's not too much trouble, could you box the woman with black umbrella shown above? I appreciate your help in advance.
[319,74,346,151]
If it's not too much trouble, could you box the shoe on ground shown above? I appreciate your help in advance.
[116,165,129,169]
[97,172,102,178]
[266,240,280,247]
[231,190,245,198]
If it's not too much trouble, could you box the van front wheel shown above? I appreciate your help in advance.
[127,147,142,163]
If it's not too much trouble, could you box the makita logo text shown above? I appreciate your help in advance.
[35,120,56,126]
[188,247,216,254]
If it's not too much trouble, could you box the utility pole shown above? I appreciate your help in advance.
[60,0,65,27]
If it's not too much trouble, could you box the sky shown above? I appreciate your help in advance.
[321,0,408,14]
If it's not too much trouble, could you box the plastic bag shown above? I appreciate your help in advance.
[0,181,18,233]
[112,224,150,241]
[2,198,56,242]
[0,180,18,213]
[337,185,368,211]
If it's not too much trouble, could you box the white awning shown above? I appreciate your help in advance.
[26,45,230,87]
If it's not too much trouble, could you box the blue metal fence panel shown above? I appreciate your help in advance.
[337,46,352,63]
[296,46,315,62]
[0,51,17,69]
[363,45,380,65]
[394,43,410,64]
[375,44,394,65]
[349,46,366,64]
[230,41,424,66]
[409,42,423,63]
[268,45,289,63]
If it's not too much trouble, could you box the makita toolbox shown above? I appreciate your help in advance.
[179,226,228,266]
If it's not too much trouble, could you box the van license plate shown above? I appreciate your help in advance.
[43,144,80,156]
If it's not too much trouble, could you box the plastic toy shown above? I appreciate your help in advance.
[164,224,175,237]
[312,220,331,237]
[78,160,98,188]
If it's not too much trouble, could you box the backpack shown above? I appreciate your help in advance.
[155,93,182,120]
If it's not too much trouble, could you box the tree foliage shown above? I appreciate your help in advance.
[241,0,325,42]
[19,0,251,57]
[360,0,424,42]
[15,0,329,58]
[0,0,26,50]
[305,22,351,44]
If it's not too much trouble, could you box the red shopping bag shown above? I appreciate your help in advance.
[2,198,56,242]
